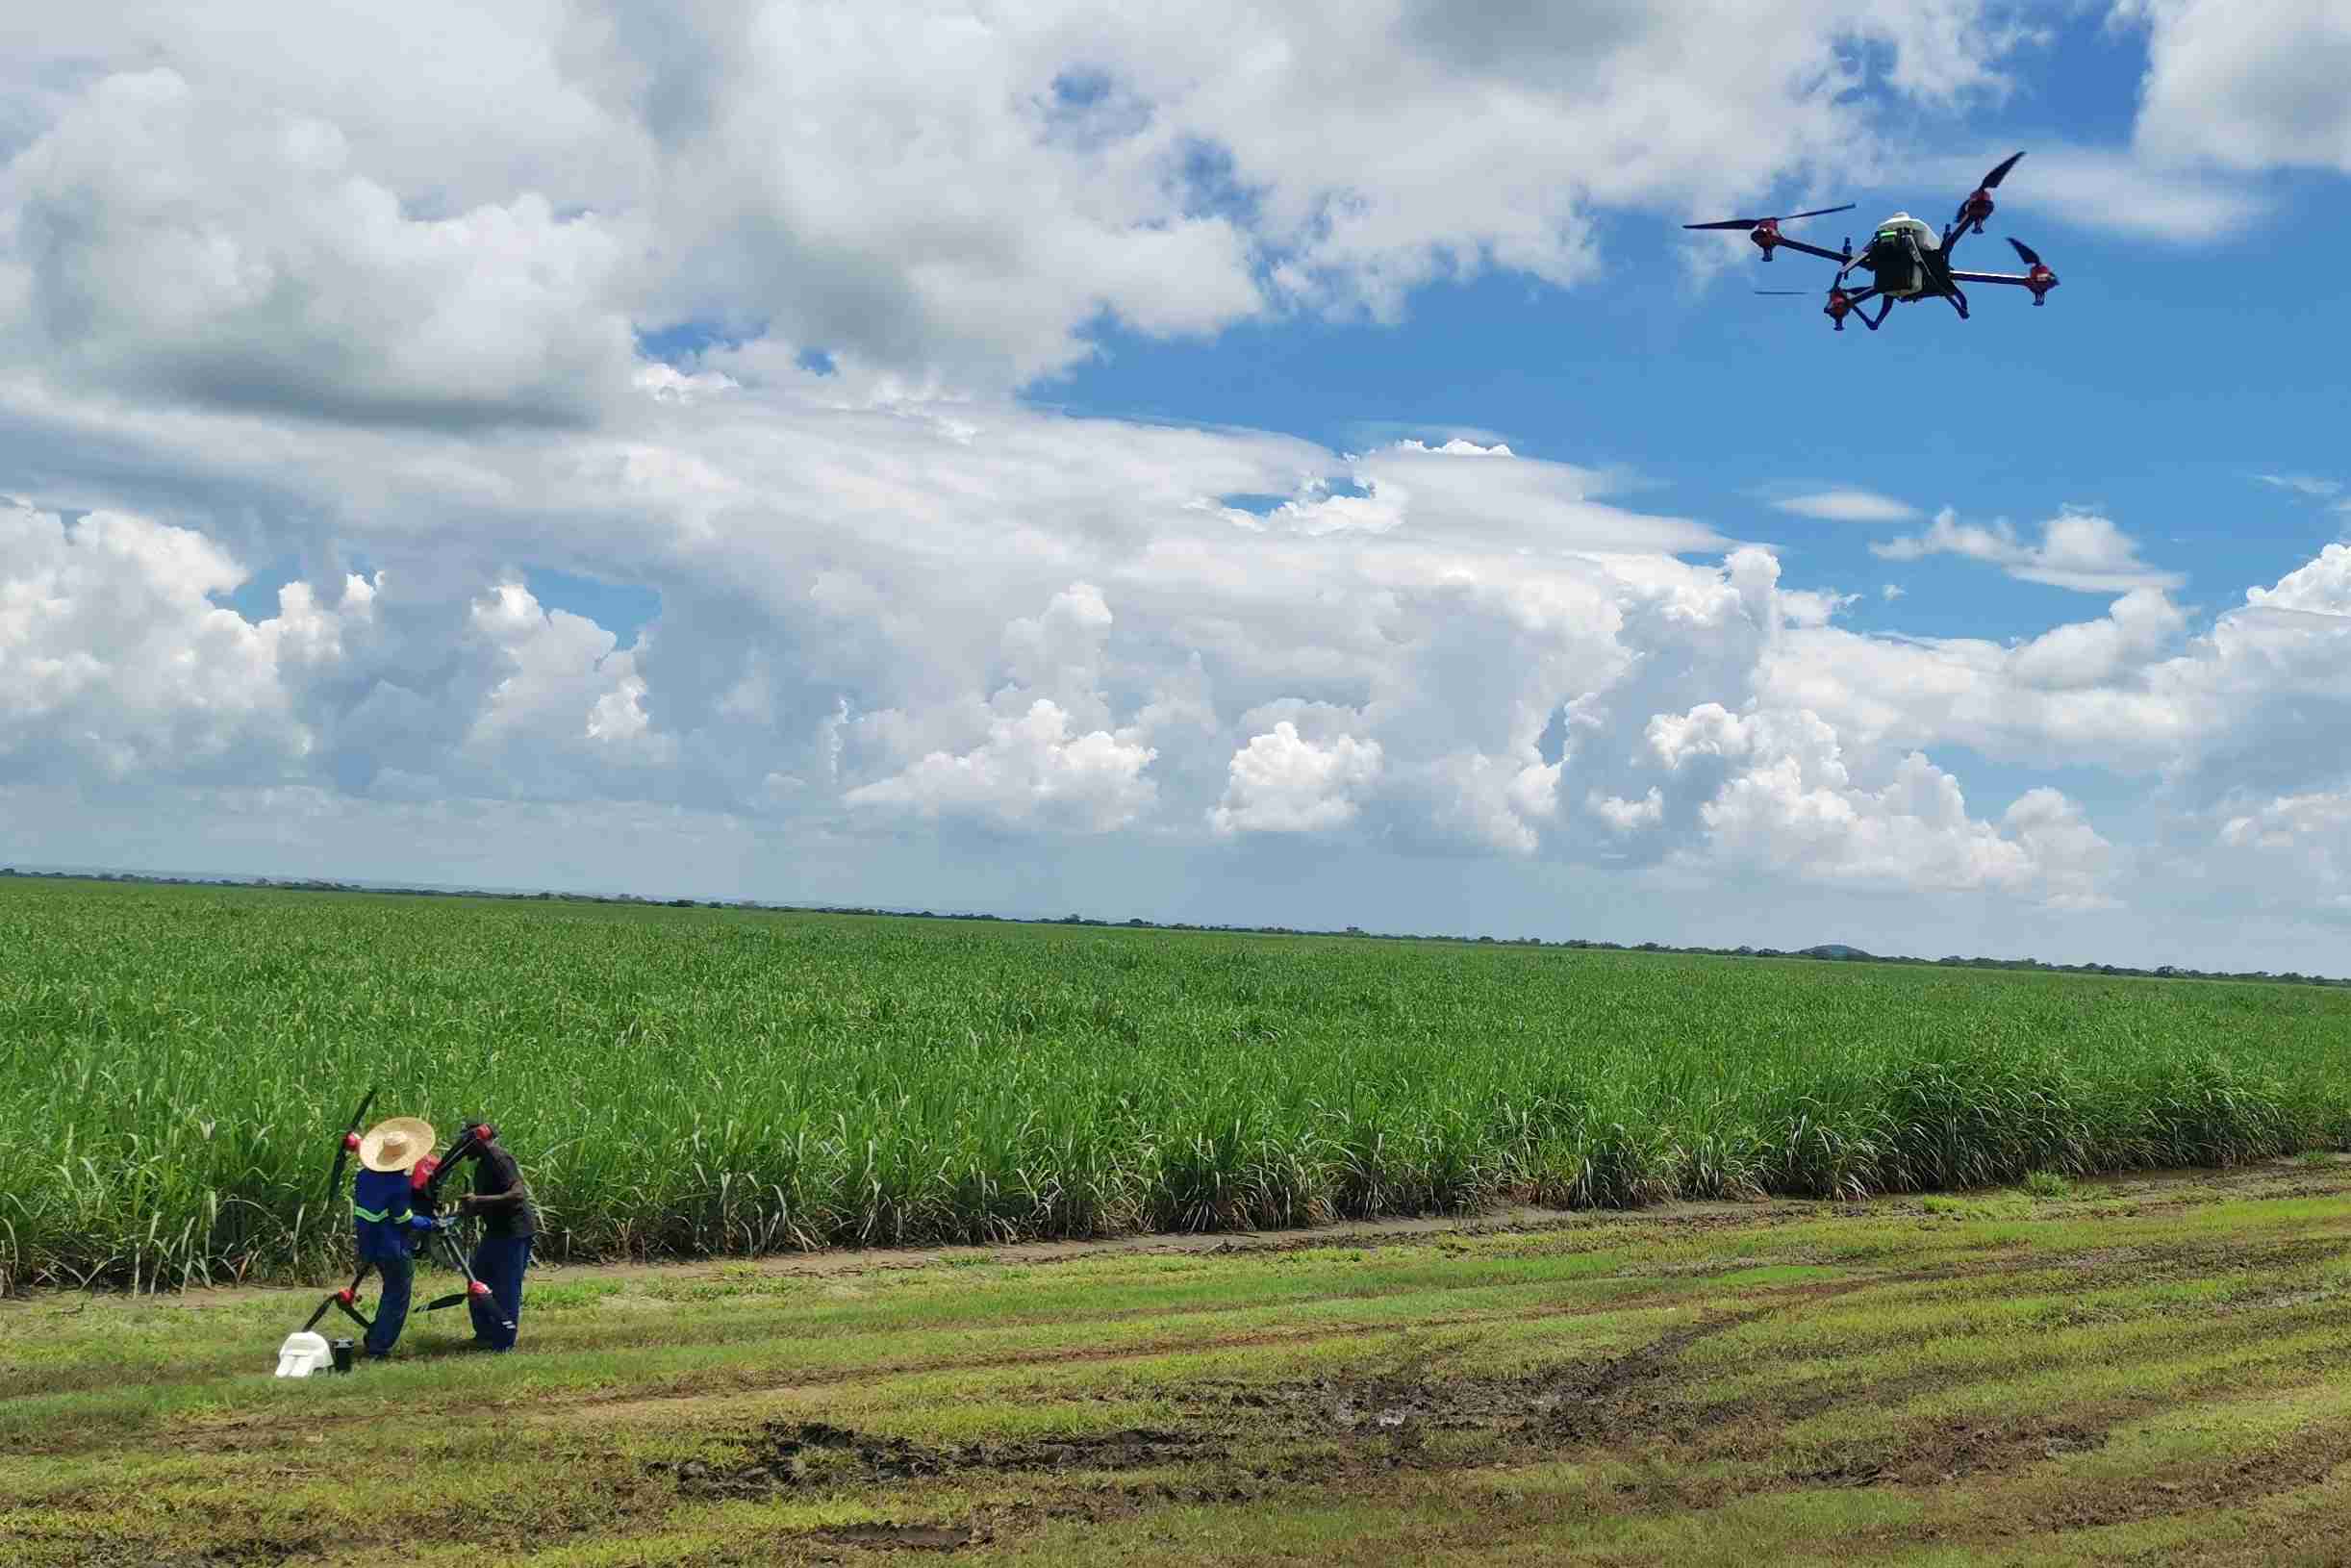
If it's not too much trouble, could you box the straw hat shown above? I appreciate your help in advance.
[358,1117,437,1173]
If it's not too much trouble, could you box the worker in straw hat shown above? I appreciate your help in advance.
[351,1116,452,1361]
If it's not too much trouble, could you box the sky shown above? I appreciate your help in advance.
[4,1,2351,971]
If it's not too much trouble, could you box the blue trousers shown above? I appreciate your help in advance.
[364,1251,413,1356]
[468,1234,533,1351]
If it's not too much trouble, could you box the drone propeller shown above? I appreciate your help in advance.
[323,1085,379,1207]
[2006,238,2060,305]
[1753,290,1811,295]
[1684,203,1855,231]
[1950,151,2027,237]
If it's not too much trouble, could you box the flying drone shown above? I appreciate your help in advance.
[1684,152,2059,332]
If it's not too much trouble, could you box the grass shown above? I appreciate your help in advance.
[4,876,2349,1292]
[2,1163,2346,1565]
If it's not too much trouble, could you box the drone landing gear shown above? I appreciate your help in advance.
[1946,287,1970,320]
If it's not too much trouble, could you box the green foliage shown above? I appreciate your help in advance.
[5,878,2348,1292]
[2020,1170,2073,1200]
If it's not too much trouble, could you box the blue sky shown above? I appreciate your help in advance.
[4,2,2351,971]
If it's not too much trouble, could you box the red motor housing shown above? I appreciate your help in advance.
[411,1154,440,1190]
[468,1279,491,1297]
[336,1287,355,1305]
[1962,188,1994,234]
[342,1131,362,1152]
[1824,288,1851,331]
[2027,265,2057,305]
[1749,218,1781,259]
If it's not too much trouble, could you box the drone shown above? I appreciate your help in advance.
[1684,152,2059,332]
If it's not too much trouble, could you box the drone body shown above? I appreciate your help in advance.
[1686,153,2059,333]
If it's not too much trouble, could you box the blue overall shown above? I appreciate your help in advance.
[351,1165,418,1357]
[468,1234,532,1351]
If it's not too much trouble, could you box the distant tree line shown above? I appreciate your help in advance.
[4,865,2343,988]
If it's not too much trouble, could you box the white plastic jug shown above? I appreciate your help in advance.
[274,1329,334,1378]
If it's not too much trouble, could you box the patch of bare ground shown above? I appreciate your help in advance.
[2006,1429,2351,1536]
[809,1521,985,1553]
[1796,1419,2111,1489]
[648,1304,1792,1520]
[537,1271,1916,1434]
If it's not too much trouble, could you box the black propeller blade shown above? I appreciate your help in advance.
[2008,238,2045,267]
[1684,203,1855,230]
[323,1085,379,1207]
[1950,151,2027,235]
[1754,290,1810,295]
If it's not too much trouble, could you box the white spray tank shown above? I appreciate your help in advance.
[274,1330,335,1378]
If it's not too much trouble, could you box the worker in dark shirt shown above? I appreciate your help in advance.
[450,1120,538,1352]
[350,1117,449,1360]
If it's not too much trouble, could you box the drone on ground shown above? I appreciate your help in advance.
[1684,152,2059,332]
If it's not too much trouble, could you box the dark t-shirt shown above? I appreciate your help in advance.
[471,1142,540,1238]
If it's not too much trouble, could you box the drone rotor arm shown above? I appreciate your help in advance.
[1769,235,1852,266]
[1952,258,2060,307]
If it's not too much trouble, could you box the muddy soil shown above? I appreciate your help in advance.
[657,1304,1788,1508]
[656,1418,1254,1501]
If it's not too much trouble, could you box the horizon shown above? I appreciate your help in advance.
[10,860,2342,984]
[6,6,2351,973]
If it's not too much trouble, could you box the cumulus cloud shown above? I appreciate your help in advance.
[1871,506,2185,592]
[845,698,1158,834]
[0,504,311,783]
[2115,0,2351,176]
[1770,489,1921,524]
[0,501,685,806]
[5,2,2042,400]
[1643,703,2111,905]
[1764,544,2351,805]
[462,582,677,788]
[2004,587,2187,689]
[1210,723,1384,836]
[3,69,638,426]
